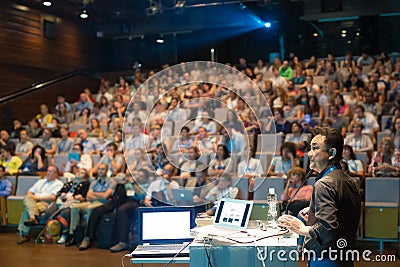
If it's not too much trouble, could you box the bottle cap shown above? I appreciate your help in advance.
[269,187,275,194]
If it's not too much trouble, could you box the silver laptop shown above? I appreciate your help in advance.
[193,198,254,237]
[172,188,194,203]
[130,207,195,258]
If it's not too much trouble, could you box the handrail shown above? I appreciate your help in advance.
[0,70,99,105]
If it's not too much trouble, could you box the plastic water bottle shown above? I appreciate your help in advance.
[267,187,278,228]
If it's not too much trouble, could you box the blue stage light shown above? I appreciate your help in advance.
[264,22,271,28]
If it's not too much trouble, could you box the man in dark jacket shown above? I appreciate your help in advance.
[279,127,361,267]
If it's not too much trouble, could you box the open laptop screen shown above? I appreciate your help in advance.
[214,199,253,229]
[138,207,195,245]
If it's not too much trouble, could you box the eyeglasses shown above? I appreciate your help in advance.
[98,168,106,170]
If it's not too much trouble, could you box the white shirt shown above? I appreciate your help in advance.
[237,158,264,177]
[145,178,179,202]
[29,178,64,197]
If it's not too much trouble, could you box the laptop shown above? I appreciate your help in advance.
[172,188,194,204]
[130,206,195,258]
[193,198,253,237]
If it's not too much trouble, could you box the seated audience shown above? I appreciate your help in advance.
[109,169,150,252]
[208,144,232,177]
[342,145,365,178]
[204,175,239,216]
[171,126,193,154]
[19,145,48,175]
[56,126,74,154]
[0,130,16,153]
[35,104,53,128]
[28,118,43,138]
[64,144,93,173]
[76,129,101,155]
[344,121,374,154]
[37,128,57,157]
[186,168,215,205]
[237,146,264,178]
[280,167,313,216]
[74,163,116,250]
[143,164,180,207]
[151,143,169,171]
[88,118,104,138]
[268,142,298,178]
[90,142,124,177]
[56,168,91,245]
[16,165,63,244]
[368,137,400,177]
[0,165,12,197]
[0,145,22,175]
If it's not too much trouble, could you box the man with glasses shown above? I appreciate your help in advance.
[64,144,92,173]
[143,163,179,207]
[17,165,63,244]
[90,142,124,177]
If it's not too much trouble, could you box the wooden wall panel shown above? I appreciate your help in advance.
[0,1,106,129]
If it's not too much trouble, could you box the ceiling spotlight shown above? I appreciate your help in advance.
[341,29,347,34]
[80,9,89,19]
[42,1,52,7]
[341,33,346,38]
[156,37,164,44]
[313,32,319,37]
[264,22,271,28]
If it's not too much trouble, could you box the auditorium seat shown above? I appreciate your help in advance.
[363,177,400,250]
[6,176,41,224]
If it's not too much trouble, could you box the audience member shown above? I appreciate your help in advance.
[35,104,53,128]
[90,142,124,177]
[237,146,264,178]
[342,145,365,178]
[64,144,93,173]
[56,168,91,245]
[37,128,57,157]
[19,145,48,175]
[16,165,63,244]
[368,137,400,177]
[15,128,34,157]
[171,126,193,154]
[0,130,16,153]
[268,142,298,178]
[73,163,116,250]
[143,163,179,207]
[281,167,313,216]
[0,145,22,175]
[0,165,12,197]
[10,119,24,139]
[28,118,43,138]
[76,129,100,155]
[56,126,74,154]
[204,175,238,216]
[344,121,374,154]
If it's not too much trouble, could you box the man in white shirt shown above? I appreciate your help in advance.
[125,123,149,154]
[270,67,288,89]
[17,165,64,244]
[143,164,179,207]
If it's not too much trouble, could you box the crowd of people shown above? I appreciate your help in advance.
[1,50,400,254]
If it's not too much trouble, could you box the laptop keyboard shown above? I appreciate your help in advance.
[136,245,186,251]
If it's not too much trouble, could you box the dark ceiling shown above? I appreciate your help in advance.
[16,0,304,39]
